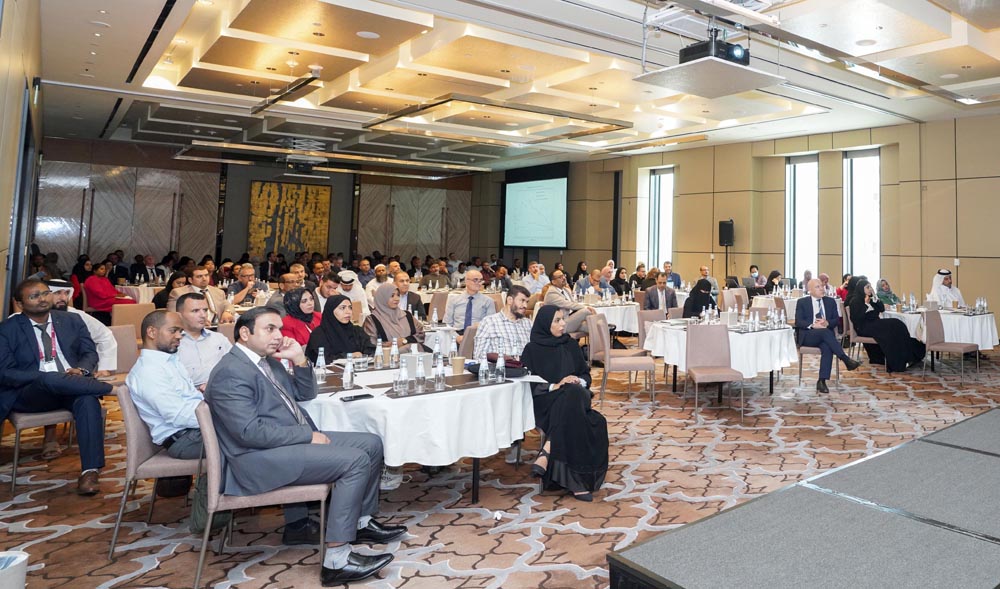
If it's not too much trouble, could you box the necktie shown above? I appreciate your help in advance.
[258,358,309,427]
[816,299,825,320]
[147,268,155,281]
[464,296,475,330]
[659,289,665,309]
[202,288,218,320]
[36,323,66,372]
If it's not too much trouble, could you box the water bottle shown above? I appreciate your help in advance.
[414,359,425,393]
[431,307,439,324]
[478,357,489,385]
[342,353,354,389]
[433,338,442,366]
[374,338,384,369]
[393,368,406,394]
[496,351,506,383]
[449,339,458,366]
[700,306,707,323]
[389,340,400,368]
[434,357,447,391]
[411,343,419,354]
[314,347,327,383]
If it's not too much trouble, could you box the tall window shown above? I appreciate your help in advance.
[843,149,880,280]
[646,168,674,269]
[785,155,818,282]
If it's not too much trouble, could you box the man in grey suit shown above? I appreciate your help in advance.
[205,307,406,585]
[542,270,595,334]
[643,273,677,311]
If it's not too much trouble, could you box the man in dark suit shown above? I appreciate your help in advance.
[795,279,861,393]
[260,251,279,281]
[0,279,112,494]
[205,307,405,585]
[129,254,165,284]
[643,273,677,311]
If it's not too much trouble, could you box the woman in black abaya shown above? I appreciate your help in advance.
[848,279,925,372]
[682,278,716,318]
[521,305,608,501]
[306,294,375,363]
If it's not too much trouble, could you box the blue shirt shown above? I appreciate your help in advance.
[574,276,614,296]
[522,273,549,294]
[357,269,376,287]
[126,349,203,445]
[444,292,496,329]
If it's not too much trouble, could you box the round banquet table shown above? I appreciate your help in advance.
[592,302,639,332]
[883,309,998,351]
[643,321,798,378]
[115,285,162,304]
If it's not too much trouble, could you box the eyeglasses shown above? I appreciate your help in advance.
[25,291,52,301]
[467,278,484,283]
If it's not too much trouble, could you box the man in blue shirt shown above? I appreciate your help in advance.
[574,269,615,296]
[662,261,682,289]
[444,269,496,344]
[521,261,549,294]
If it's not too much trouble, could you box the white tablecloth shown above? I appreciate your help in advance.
[593,303,639,332]
[751,294,804,311]
[643,322,798,378]
[301,370,535,467]
[675,291,689,309]
[115,285,162,304]
[424,326,459,352]
[883,310,998,351]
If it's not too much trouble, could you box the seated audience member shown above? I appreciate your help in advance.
[494,266,513,292]
[309,261,327,286]
[798,270,813,290]
[315,272,340,313]
[175,293,232,389]
[153,272,188,309]
[391,271,425,320]
[743,265,766,288]
[406,256,423,278]
[216,261,235,284]
[44,252,64,280]
[930,268,966,308]
[83,260,136,319]
[157,254,176,277]
[477,257,495,281]
[356,259,376,288]
[443,269,495,342]
[661,261,682,289]
[522,261,550,294]
[106,253,129,285]
[574,269,614,297]
[27,253,49,280]
[365,283,426,350]
[682,279,716,318]
[795,279,861,393]
[0,279,112,495]
[445,252,462,274]
[49,280,117,376]
[418,263,448,290]
[206,307,405,584]
[70,257,93,308]
[818,272,834,297]
[876,279,901,306]
[571,261,588,284]
[521,305,608,502]
[473,285,532,358]
[307,295,376,363]
[199,257,217,285]
[451,262,468,289]
[628,264,646,290]
[552,262,565,274]
[337,270,370,319]
[510,258,524,279]
[167,266,234,324]
[228,263,268,305]
[260,251,280,281]
[848,279,925,373]
[130,255,165,284]
[267,273,301,317]
[364,264,390,306]
[641,268,660,290]
[543,270,596,334]
[289,263,316,291]
[764,270,783,294]
[643,273,677,311]
[836,273,852,302]
[698,265,719,295]
[281,288,322,347]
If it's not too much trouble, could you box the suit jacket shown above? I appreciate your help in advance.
[129,264,165,283]
[643,287,677,311]
[0,311,99,420]
[794,295,839,345]
[108,265,129,285]
[543,285,586,313]
[259,260,286,280]
[204,347,317,496]
[167,285,231,318]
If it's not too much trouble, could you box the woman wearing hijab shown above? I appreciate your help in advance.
[280,287,322,346]
[682,279,716,318]
[844,275,866,308]
[521,305,608,502]
[307,294,375,363]
[364,282,426,349]
[763,270,782,294]
[153,272,188,309]
[849,279,924,372]
[876,279,901,306]
[572,261,588,284]
[610,267,631,296]
[70,256,93,309]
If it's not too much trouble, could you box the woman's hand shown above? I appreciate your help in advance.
[557,375,582,387]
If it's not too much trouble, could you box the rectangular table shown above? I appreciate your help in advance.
[883,309,998,351]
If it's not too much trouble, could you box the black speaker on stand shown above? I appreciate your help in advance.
[719,220,734,281]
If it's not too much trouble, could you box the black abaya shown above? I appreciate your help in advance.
[849,296,925,372]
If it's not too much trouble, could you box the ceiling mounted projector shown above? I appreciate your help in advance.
[634,28,785,99]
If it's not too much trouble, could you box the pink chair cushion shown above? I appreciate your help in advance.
[688,366,743,383]
[928,342,978,354]
[607,356,656,371]
[8,411,74,429]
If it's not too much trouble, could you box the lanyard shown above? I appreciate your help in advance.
[36,323,58,362]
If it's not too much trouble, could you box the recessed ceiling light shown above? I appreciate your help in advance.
[856,39,877,46]
[266,67,276,71]
[249,80,260,84]
[961,65,973,69]
[270,87,281,92]
[198,0,214,4]
[384,87,394,91]
[355,100,363,104]
[98,9,108,14]
[312,21,322,27]
[79,73,95,78]
[420,30,428,34]
[175,38,187,44]
[286,60,298,67]
[505,122,518,126]
[417,73,427,77]
[500,69,510,73]
[72,115,84,120]
[941,73,959,79]
[163,57,173,64]
[356,31,379,39]
[90,51,97,55]
[193,129,200,133]
[93,32,102,37]
[288,51,299,56]
[236,83,244,87]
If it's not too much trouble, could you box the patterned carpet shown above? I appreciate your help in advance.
[1,350,996,588]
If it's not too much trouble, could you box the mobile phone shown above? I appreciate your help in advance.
[340,393,374,402]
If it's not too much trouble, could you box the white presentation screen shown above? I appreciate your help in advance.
[503,178,568,248]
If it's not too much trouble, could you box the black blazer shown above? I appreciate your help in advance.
[794,296,840,345]
[129,264,165,283]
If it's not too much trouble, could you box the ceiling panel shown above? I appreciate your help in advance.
[548,67,680,104]
[199,36,363,80]
[930,0,1000,31]
[657,91,792,121]
[178,66,321,101]
[319,90,417,114]
[412,35,586,80]
[878,45,1000,86]
[267,120,365,140]
[338,142,422,157]
[358,67,507,97]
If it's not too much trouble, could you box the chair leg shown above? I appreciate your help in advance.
[319,497,327,565]
[739,382,745,424]
[10,430,22,495]
[649,370,655,404]
[960,354,964,384]
[194,512,215,589]
[600,370,608,408]
[694,382,699,413]
[146,480,159,524]
[798,354,803,386]
[108,479,136,560]
[68,422,76,450]
[626,371,632,394]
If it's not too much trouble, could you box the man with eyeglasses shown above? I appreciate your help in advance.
[443,269,496,344]
[266,273,302,316]
[543,270,596,334]
[0,279,113,495]
[228,263,269,306]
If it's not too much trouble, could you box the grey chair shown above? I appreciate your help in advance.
[844,306,878,362]
[5,410,74,494]
[458,324,478,359]
[586,313,655,406]
[109,386,201,559]
[193,402,332,589]
[923,310,979,383]
[684,324,744,421]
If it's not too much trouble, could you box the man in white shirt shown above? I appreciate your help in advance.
[175,292,232,390]
[642,273,677,311]
[542,270,595,334]
[393,271,426,320]
[930,268,966,308]
[338,270,371,318]
[574,269,614,296]
[444,269,496,343]
[365,264,391,306]
[794,279,860,393]
[521,261,550,294]
[48,279,117,376]
[446,252,462,274]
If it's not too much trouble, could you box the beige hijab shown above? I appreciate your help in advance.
[372,282,411,339]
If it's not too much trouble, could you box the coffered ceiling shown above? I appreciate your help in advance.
[39,0,1000,177]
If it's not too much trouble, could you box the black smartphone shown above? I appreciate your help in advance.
[340,393,374,402]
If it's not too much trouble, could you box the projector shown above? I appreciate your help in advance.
[679,31,749,66]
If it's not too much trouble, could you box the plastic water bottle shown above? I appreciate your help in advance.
[314,347,327,383]
[342,353,354,389]
[478,358,489,385]
[449,339,458,366]
[393,368,406,394]
[414,359,425,393]
[434,357,447,391]
[431,307,439,324]
[389,340,400,368]
[374,338,384,369]
[433,338,442,366]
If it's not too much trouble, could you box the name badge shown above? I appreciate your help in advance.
[40,360,59,373]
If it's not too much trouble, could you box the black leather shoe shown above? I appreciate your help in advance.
[353,518,407,544]
[816,379,829,394]
[321,552,393,586]
[844,357,862,371]
[282,518,320,545]
[572,492,594,502]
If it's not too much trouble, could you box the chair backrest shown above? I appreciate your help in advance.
[791,288,804,298]
[668,306,683,320]
[430,292,449,320]
[634,290,646,309]
[844,303,859,338]
[217,322,235,344]
[526,292,541,312]
[351,300,362,324]
[81,288,95,312]
[732,287,748,307]
[924,309,945,346]
[685,324,732,370]
[486,292,503,312]
[459,324,477,358]
[585,313,611,364]
[195,402,224,512]
[118,386,160,479]
[773,296,786,316]
[637,309,665,350]
[112,302,156,341]
[718,290,733,310]
[109,325,139,373]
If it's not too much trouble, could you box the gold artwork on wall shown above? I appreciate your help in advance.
[248,181,331,256]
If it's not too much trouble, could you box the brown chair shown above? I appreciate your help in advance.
[112,302,155,343]
[217,322,235,344]
[684,324,744,420]
[430,292,449,321]
[5,410,75,494]
[105,325,140,386]
[798,344,840,385]
[633,290,646,310]
[109,386,201,559]
[81,288,96,313]
[525,293,541,312]
[486,292,503,312]
[586,313,655,406]
[791,288,804,298]
[772,297,794,326]
[193,403,331,589]
[923,310,979,383]
[351,300,363,324]
[458,324,478,359]
[636,309,667,351]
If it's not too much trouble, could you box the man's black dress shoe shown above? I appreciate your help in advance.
[844,357,861,371]
[282,518,320,545]
[321,552,393,586]
[816,379,829,394]
[353,518,407,544]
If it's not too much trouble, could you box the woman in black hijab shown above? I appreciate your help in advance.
[306,294,375,363]
[70,256,93,309]
[763,270,782,294]
[152,272,188,309]
[682,279,716,318]
[848,279,924,372]
[844,275,866,307]
[572,261,588,284]
[610,267,631,296]
[521,305,608,502]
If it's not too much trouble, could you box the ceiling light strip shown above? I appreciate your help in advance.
[174,153,454,180]
[250,71,321,116]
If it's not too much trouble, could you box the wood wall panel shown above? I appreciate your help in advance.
[88,165,136,259]
[132,168,179,258]
[392,187,444,259]
[446,189,471,259]
[357,184,470,260]
[358,184,390,256]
